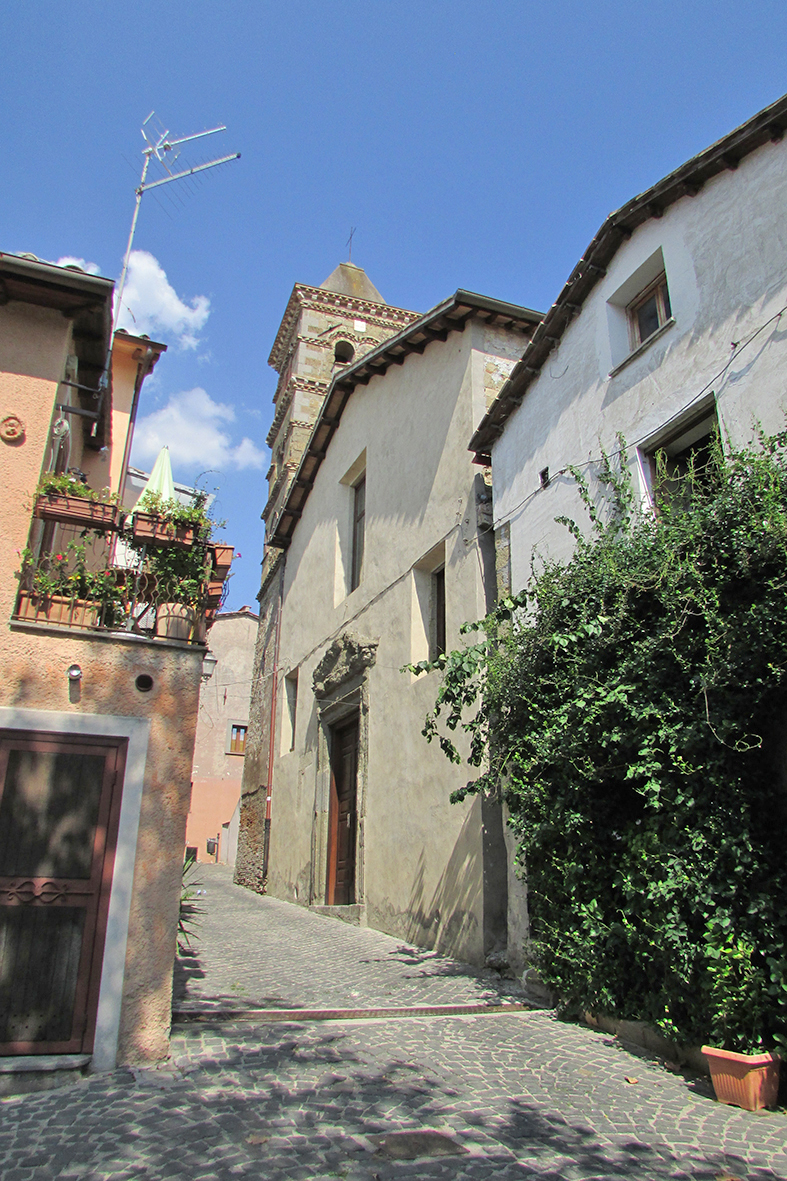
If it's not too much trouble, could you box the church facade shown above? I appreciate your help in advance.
[236,263,540,966]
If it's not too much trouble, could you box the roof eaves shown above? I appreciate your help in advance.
[469,90,787,461]
[268,289,545,550]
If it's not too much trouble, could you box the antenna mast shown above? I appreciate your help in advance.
[112,113,241,341]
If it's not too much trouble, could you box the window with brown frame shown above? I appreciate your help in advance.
[227,724,247,755]
[628,274,672,350]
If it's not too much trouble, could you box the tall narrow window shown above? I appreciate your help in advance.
[432,566,446,659]
[282,670,298,753]
[350,476,365,592]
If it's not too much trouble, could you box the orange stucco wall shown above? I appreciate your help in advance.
[0,297,202,1065]
[0,629,202,1062]
[186,777,243,862]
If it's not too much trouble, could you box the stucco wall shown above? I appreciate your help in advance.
[187,610,258,862]
[0,295,202,1067]
[492,135,787,592]
[255,322,523,965]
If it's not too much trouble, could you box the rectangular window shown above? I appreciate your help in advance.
[227,724,247,755]
[282,670,298,753]
[432,566,446,660]
[350,475,365,592]
[628,274,672,349]
[411,541,447,666]
[641,404,719,505]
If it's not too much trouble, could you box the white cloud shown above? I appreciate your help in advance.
[132,387,267,473]
[116,251,210,350]
[55,256,102,275]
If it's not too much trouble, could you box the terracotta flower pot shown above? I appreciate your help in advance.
[35,494,120,531]
[15,591,100,629]
[155,603,197,641]
[205,580,224,608]
[701,1045,781,1110]
[153,604,194,642]
[132,512,196,548]
[210,544,234,580]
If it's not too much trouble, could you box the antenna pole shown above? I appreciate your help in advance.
[113,150,152,338]
[106,113,240,374]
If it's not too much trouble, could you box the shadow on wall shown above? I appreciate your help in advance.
[404,797,483,962]
[1,633,199,1065]
[235,589,280,894]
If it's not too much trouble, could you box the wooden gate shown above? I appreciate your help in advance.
[0,731,125,1054]
[326,718,358,906]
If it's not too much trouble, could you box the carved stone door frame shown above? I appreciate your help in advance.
[310,633,376,909]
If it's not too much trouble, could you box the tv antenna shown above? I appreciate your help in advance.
[112,112,240,339]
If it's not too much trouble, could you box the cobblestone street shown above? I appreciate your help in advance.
[2,866,787,1180]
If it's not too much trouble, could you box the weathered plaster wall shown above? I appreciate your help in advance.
[260,325,523,965]
[492,136,787,593]
[235,562,282,892]
[0,626,201,1063]
[0,304,71,621]
[0,299,201,1066]
[187,609,258,862]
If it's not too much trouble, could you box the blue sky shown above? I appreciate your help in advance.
[3,1,786,607]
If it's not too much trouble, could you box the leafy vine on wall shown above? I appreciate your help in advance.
[408,430,787,1052]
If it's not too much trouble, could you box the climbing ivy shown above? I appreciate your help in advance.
[409,432,787,1052]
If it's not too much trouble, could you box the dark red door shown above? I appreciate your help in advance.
[326,719,358,906]
[0,732,125,1054]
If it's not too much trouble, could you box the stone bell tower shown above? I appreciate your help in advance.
[235,264,418,892]
[262,263,418,547]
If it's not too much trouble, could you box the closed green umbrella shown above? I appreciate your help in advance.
[132,446,175,511]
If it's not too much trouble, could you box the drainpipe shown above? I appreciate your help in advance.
[261,556,285,882]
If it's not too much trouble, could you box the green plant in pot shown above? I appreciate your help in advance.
[34,472,121,529]
[36,472,119,503]
[18,539,126,628]
[127,490,223,639]
[407,428,787,1107]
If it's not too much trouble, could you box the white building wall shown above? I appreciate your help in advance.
[266,322,520,963]
[492,136,787,593]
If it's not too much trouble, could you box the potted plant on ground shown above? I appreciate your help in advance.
[701,933,782,1111]
[34,472,121,531]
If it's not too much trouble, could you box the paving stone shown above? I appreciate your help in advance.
[3,866,787,1178]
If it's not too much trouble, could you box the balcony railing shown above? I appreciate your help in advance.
[15,503,233,644]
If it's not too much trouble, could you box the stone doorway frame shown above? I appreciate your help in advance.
[310,633,376,919]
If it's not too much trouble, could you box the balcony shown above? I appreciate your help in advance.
[14,483,234,644]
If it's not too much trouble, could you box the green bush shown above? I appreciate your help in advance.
[410,432,787,1052]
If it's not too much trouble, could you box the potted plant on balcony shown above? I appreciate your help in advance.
[34,472,121,531]
[131,489,212,549]
[16,540,126,630]
[125,491,223,642]
[210,543,234,581]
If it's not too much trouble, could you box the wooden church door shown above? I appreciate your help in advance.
[326,718,358,906]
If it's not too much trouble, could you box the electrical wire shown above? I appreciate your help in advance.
[492,301,787,531]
